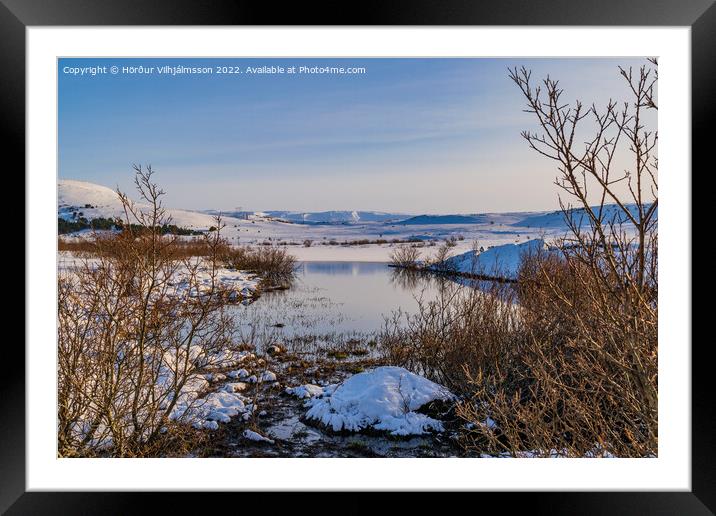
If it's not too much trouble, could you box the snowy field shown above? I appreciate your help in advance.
[58,179,594,263]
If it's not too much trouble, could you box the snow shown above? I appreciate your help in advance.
[170,381,249,426]
[260,371,278,382]
[398,214,488,225]
[438,238,549,280]
[484,417,497,430]
[56,180,560,265]
[304,366,455,436]
[170,260,260,300]
[257,210,408,224]
[194,350,253,371]
[58,252,262,302]
[243,429,275,444]
[156,349,258,431]
[59,180,653,268]
[245,371,277,383]
[512,203,655,229]
[228,368,250,379]
[58,179,232,230]
[285,384,324,399]
[221,382,248,393]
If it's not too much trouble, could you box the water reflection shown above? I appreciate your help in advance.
[234,261,510,354]
[234,262,443,343]
[388,265,515,296]
[301,261,395,277]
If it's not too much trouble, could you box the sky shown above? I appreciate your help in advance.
[58,57,654,214]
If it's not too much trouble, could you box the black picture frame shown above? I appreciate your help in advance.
[3,0,711,511]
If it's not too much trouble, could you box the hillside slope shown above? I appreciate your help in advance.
[58,179,223,230]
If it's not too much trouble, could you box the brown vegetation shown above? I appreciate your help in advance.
[380,60,658,457]
[58,166,240,457]
[220,244,297,286]
[389,245,422,268]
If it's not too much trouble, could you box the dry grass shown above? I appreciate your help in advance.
[380,244,657,457]
[59,234,298,286]
[220,245,297,286]
[59,235,212,259]
[381,60,659,457]
[58,166,239,458]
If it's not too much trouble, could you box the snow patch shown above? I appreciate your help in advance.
[438,239,548,280]
[221,382,248,393]
[243,429,275,444]
[227,368,250,379]
[260,370,277,382]
[285,384,324,399]
[304,366,454,436]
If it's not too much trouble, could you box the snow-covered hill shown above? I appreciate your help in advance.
[512,203,656,228]
[397,214,489,225]
[263,210,408,224]
[58,179,224,230]
[58,179,655,263]
[438,239,549,280]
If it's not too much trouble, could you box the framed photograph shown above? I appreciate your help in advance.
[6,0,711,510]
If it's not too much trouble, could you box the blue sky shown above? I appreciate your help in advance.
[58,57,651,213]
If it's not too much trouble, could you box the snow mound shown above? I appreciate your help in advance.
[439,238,548,280]
[304,366,454,436]
[285,384,324,399]
[172,387,249,426]
[205,373,226,383]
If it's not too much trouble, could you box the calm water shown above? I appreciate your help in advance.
[233,261,449,348]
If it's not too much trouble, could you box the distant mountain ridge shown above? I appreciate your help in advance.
[263,210,409,224]
[511,203,657,228]
[397,214,490,225]
[59,179,655,232]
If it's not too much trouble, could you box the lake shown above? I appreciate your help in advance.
[233,261,450,350]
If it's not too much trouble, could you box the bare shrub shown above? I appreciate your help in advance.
[379,281,519,394]
[221,244,297,286]
[59,235,219,260]
[428,242,457,273]
[380,61,658,457]
[57,237,98,255]
[58,165,240,457]
[389,245,421,268]
[457,61,659,457]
